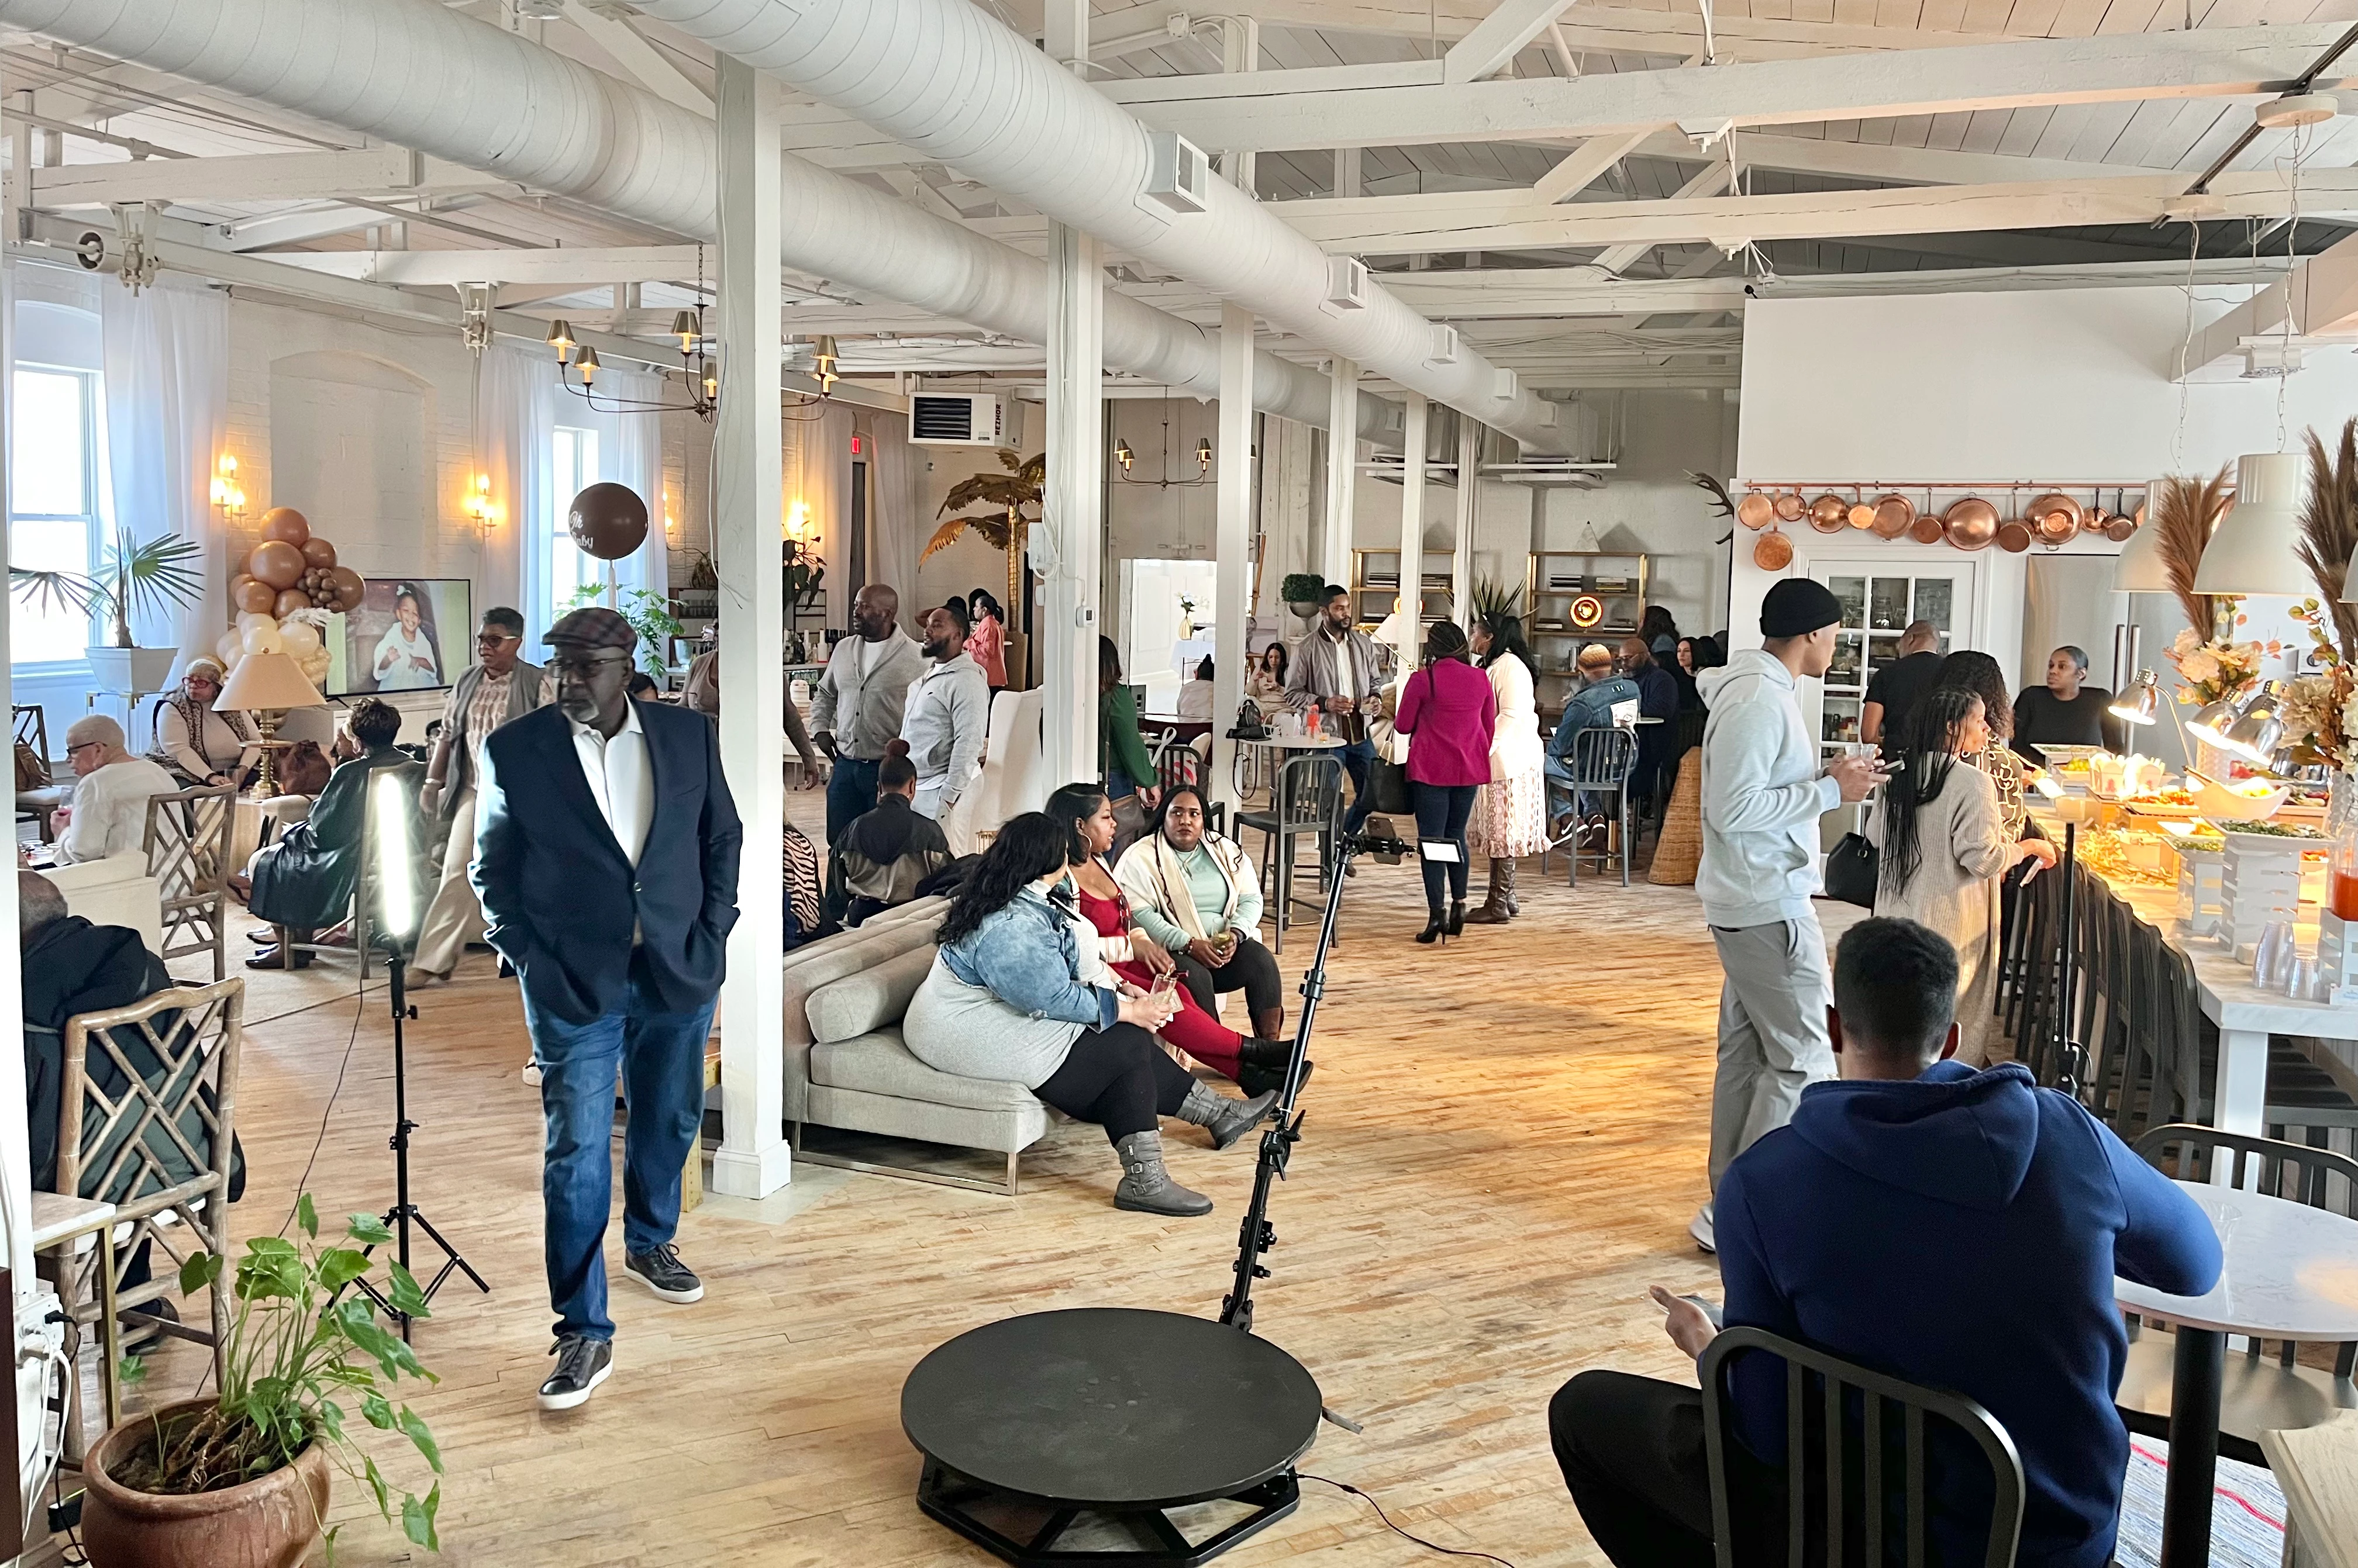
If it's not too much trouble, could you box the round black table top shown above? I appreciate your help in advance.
[902,1308,1323,1509]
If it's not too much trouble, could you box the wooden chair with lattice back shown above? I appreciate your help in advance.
[42,976,243,1456]
[15,703,70,842]
[142,783,237,982]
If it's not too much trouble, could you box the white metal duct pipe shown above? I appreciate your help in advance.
[0,0,1391,439]
[631,0,1565,454]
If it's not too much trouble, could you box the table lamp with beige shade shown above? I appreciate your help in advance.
[212,651,326,797]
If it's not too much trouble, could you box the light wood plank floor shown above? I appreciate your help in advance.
[127,853,1781,1567]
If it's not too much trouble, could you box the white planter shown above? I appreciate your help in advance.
[85,646,181,693]
[1285,600,1318,621]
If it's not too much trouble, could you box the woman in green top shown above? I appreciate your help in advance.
[1099,637,1162,856]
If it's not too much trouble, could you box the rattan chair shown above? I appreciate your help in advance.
[39,976,244,1456]
[15,704,70,842]
[2117,1127,2358,1466]
[1701,1327,2026,1568]
[1542,725,1638,887]
[142,783,237,982]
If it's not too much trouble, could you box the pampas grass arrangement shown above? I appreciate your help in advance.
[2152,465,2233,638]
[2299,417,2358,664]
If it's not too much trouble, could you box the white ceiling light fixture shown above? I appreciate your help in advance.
[2194,451,2310,598]
[2113,481,2174,595]
[2255,94,2339,130]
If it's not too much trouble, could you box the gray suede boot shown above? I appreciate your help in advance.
[1113,1131,1214,1215]
[1178,1081,1280,1150]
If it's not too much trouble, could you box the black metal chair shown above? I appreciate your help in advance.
[1542,725,1638,887]
[2116,1126,2358,1466]
[1700,1327,2026,1568]
[1234,752,1342,955]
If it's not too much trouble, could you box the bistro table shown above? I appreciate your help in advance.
[2114,1180,2358,1568]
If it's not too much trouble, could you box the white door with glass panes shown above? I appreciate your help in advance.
[1809,563,1975,766]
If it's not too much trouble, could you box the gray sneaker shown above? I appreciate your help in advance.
[537,1334,612,1411]
[623,1244,704,1303]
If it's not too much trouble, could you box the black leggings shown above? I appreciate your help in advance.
[1413,781,1478,912]
[1033,1022,1197,1144]
[1175,936,1284,1023]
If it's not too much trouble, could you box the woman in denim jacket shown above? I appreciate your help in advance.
[904,810,1275,1214]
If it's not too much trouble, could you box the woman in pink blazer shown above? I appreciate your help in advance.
[1393,621,1499,943]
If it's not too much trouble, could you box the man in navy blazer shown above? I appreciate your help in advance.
[473,607,743,1411]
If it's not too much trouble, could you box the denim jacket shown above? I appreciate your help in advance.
[1549,674,1640,766]
[936,883,1119,1031]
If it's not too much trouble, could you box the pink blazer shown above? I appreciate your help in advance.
[1395,657,1498,787]
[964,614,1006,688]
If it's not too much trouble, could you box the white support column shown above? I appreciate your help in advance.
[1322,359,1359,591]
[1211,304,1255,817]
[1396,394,1428,668]
[1259,416,1312,623]
[1042,0,1103,789]
[1218,18,1260,195]
[1452,416,1479,631]
[711,56,790,1200]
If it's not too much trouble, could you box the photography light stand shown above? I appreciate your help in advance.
[351,768,488,1342]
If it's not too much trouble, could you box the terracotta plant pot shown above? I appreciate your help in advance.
[81,1400,332,1568]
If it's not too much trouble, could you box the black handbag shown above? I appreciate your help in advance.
[1823,830,1879,908]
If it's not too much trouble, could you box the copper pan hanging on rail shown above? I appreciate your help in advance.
[1754,526,1794,571]
[1870,493,1915,538]
[1909,513,1945,544]
[1944,497,1999,551]
[1997,520,2033,552]
[1808,492,1849,533]
[1736,491,1776,530]
[2029,492,2083,546]
[1847,489,1877,531]
[1773,489,1805,524]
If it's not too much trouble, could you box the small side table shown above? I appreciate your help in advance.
[30,1192,122,1453]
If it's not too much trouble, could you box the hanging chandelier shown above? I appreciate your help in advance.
[546,308,720,423]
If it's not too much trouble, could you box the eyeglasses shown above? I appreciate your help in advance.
[476,630,520,648]
[547,651,629,677]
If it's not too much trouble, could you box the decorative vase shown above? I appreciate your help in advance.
[81,1399,332,1568]
[85,645,181,694]
[1178,613,1194,640]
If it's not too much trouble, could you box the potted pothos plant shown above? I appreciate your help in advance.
[11,529,206,692]
[80,1198,443,1568]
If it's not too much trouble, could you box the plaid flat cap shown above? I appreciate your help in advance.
[543,606,636,651]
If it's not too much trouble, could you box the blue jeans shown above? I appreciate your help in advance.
[1339,737,1378,834]
[1413,780,1478,913]
[825,754,883,847]
[525,952,716,1342]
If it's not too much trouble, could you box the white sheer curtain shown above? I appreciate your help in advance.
[786,402,855,629]
[594,365,668,605]
[99,278,227,663]
[478,345,557,645]
[867,411,923,636]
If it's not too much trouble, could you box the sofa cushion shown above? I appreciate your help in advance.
[809,1028,1041,1113]
[806,943,937,1044]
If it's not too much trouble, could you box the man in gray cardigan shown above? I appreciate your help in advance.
[413,607,549,980]
[811,584,925,847]
[1283,583,1392,834]
[1689,579,1880,1253]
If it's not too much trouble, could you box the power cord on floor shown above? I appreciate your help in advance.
[279,965,371,1236]
[1300,1474,1519,1567]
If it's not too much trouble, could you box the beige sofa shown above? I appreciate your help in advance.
[782,897,1056,1194]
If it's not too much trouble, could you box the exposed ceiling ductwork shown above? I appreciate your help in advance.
[629,0,1567,454]
[0,0,1402,441]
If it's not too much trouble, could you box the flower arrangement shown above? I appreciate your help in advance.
[2279,599,2358,778]
[2163,627,2272,708]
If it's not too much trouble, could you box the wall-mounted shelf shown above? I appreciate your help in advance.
[1350,547,1457,632]
[1524,550,1650,699]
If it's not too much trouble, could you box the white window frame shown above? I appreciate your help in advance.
[9,362,106,675]
[548,423,604,620]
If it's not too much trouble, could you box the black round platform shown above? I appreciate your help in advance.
[904,1307,1322,1508]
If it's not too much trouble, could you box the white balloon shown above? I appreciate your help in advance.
[214,630,244,666]
[236,611,274,637]
[277,618,322,654]
[243,621,284,657]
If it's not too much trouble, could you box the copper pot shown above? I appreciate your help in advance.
[1773,489,1805,524]
[1847,498,1876,530]
[1808,492,1848,533]
[1943,497,1998,550]
[2028,492,2082,544]
[1736,491,1774,530]
[1870,494,1915,538]
[2106,514,2138,543]
[1997,520,2033,553]
[1753,527,1794,570]
[1909,514,1945,544]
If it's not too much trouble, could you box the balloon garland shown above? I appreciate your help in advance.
[216,506,354,689]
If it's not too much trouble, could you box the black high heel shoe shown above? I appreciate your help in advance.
[1416,912,1446,944]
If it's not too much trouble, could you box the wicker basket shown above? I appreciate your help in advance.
[1647,750,1703,886]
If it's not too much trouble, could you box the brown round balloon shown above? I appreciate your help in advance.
[260,507,311,547]
[233,577,279,614]
[326,566,366,610]
[567,482,649,561]
[299,536,337,570]
[274,588,312,617]
[249,539,305,590]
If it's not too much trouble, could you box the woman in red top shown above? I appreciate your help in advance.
[1046,782,1294,1094]
[965,589,1008,692]
[1393,620,1499,944]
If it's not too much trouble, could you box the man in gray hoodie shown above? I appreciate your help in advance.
[1688,578,1881,1253]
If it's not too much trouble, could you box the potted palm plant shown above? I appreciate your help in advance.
[80,1197,443,1568]
[11,529,205,692]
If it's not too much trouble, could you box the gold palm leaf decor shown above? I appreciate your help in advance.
[2153,465,2234,638]
[2298,416,2358,664]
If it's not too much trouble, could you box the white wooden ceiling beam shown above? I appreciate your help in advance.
[1271,164,2358,254]
[1101,23,2356,152]
[1650,130,2176,188]
[27,146,517,205]
[264,244,707,286]
[1535,127,1660,202]
[1591,157,1734,274]
[2184,231,2358,376]
[560,1,712,115]
[1447,0,1574,84]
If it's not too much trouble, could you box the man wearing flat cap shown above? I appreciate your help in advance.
[472,607,743,1411]
[1687,579,1882,1255]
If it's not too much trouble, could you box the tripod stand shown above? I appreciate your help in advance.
[1221,826,1406,1334]
[352,942,489,1342]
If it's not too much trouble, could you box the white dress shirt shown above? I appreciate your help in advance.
[568,703,653,869]
[56,756,179,865]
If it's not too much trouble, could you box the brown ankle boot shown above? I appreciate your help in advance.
[1463,857,1514,924]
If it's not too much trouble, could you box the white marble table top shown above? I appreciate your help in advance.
[2115,1182,2358,1341]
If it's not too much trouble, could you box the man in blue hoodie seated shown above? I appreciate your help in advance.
[1549,916,2222,1568]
